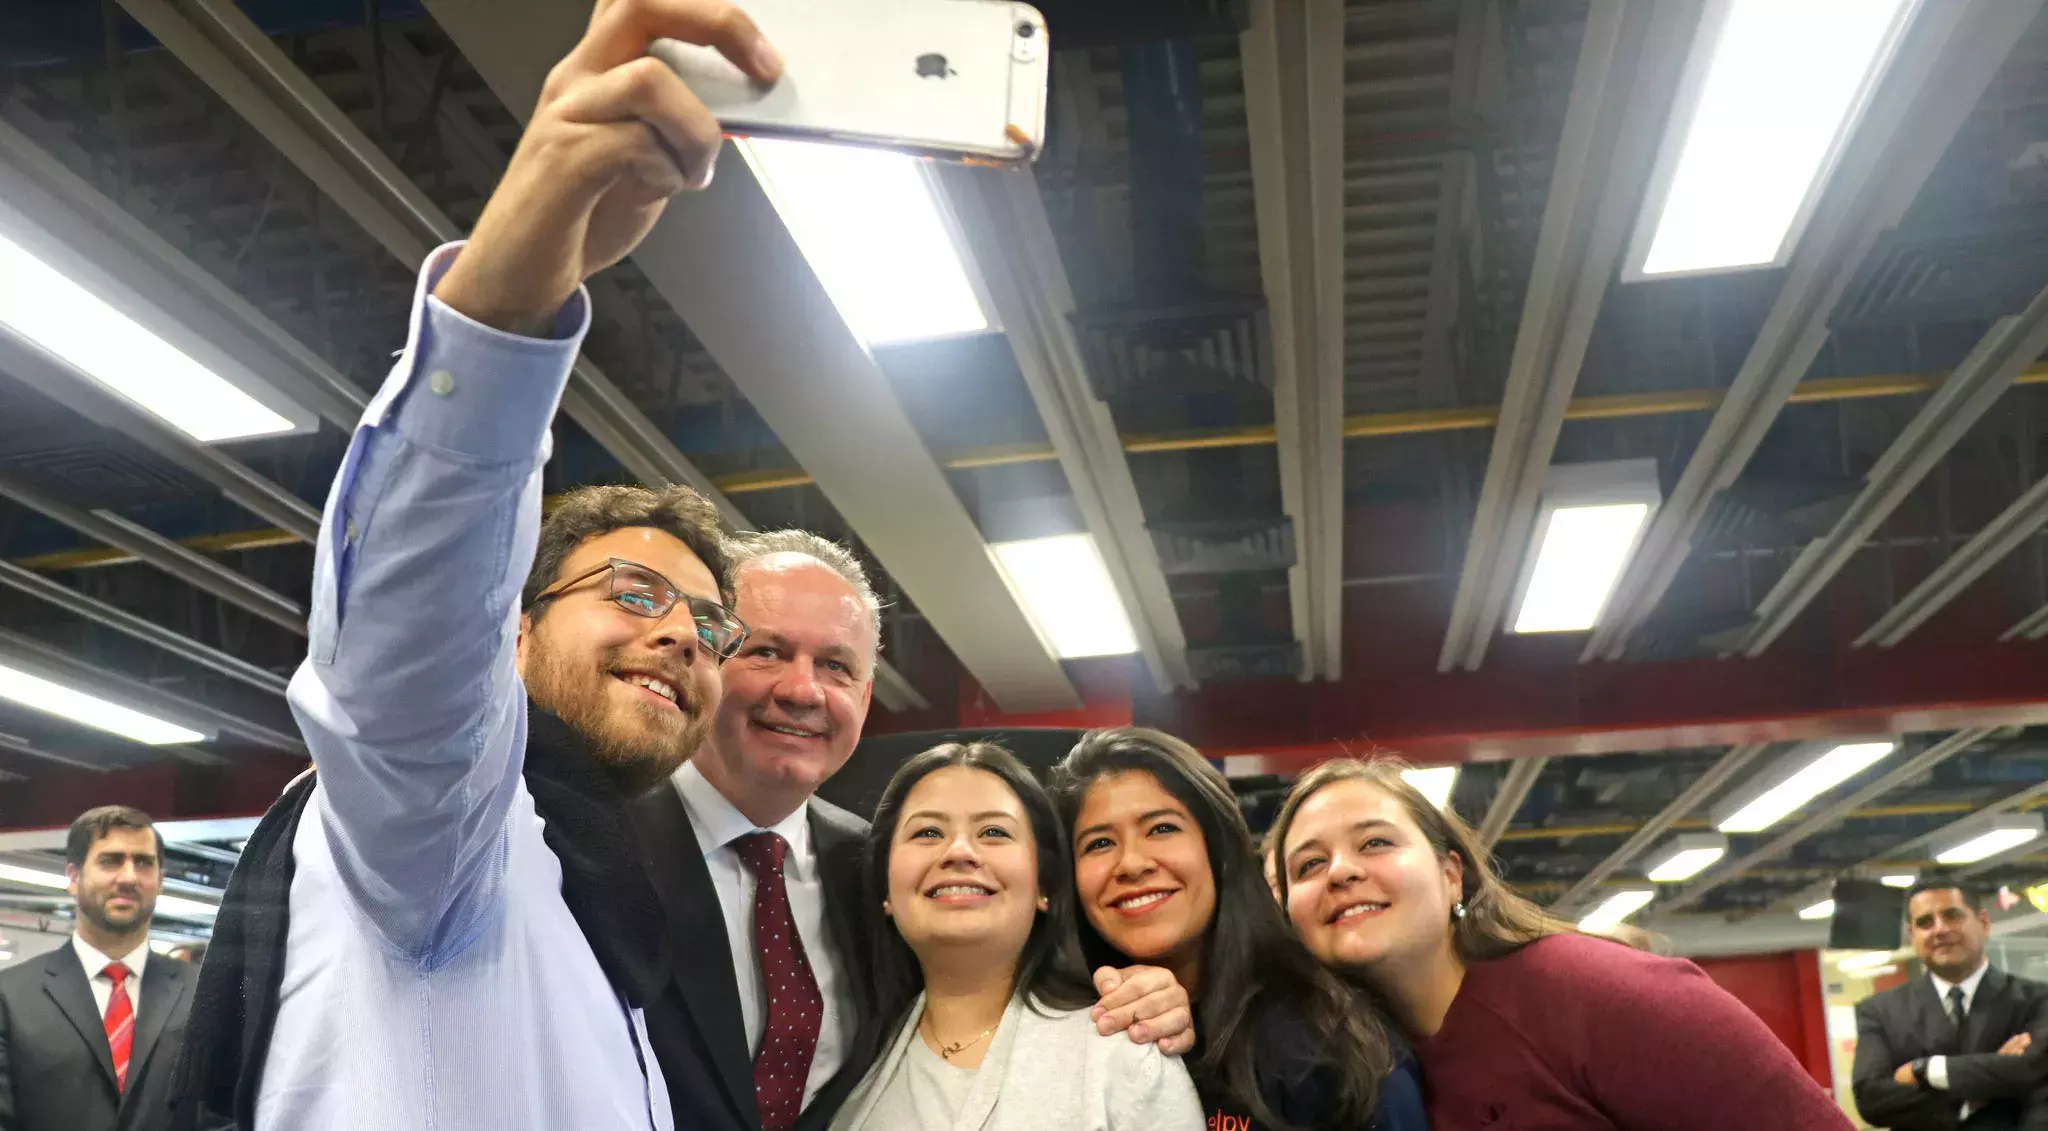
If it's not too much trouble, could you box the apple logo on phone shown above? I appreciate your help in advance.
[915,53,955,79]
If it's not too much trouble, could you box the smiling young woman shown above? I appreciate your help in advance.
[1052,729,1424,1131]
[830,742,1204,1131]
[1270,758,1856,1131]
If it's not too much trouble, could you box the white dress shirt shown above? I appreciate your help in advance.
[1925,960,1991,1098]
[672,760,855,1109]
[71,935,148,1019]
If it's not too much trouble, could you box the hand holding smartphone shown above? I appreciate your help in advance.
[650,0,1050,165]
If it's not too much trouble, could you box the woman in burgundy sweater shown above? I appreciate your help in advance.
[1269,758,1855,1131]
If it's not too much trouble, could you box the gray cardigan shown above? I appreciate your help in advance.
[829,991,1205,1131]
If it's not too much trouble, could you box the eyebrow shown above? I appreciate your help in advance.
[1286,818,1398,858]
[751,629,864,667]
[1073,807,1186,842]
[905,809,1020,824]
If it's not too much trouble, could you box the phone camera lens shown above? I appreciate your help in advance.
[1017,21,1037,38]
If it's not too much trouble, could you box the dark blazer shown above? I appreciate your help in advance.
[0,944,202,1131]
[1853,966,2048,1131]
[629,784,875,1131]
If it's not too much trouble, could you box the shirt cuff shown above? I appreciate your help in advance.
[1927,1055,1948,1089]
[379,242,592,463]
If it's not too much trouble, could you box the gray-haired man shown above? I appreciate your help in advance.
[628,531,1197,1131]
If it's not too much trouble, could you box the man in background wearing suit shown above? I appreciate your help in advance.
[1854,877,2048,1130]
[0,805,204,1131]
[630,531,1196,1131]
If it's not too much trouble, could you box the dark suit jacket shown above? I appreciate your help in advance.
[1854,966,2048,1130]
[0,944,201,1131]
[629,785,875,1131]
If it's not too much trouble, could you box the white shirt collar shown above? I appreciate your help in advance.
[672,760,814,876]
[72,934,149,982]
[1929,960,1991,1006]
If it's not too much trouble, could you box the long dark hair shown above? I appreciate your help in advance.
[1270,757,1606,967]
[852,741,1095,1068]
[1052,728,1395,1131]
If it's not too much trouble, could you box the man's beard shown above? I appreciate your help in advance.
[79,889,150,936]
[524,635,711,795]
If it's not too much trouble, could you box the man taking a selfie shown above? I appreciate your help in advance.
[171,3,1190,1129]
[171,4,779,1129]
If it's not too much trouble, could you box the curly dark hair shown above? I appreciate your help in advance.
[519,484,733,615]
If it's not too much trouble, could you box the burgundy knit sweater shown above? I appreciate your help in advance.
[1411,933,1853,1130]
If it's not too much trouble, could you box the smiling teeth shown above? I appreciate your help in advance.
[1334,902,1388,922]
[762,722,820,738]
[929,885,991,897]
[1114,891,1172,910]
[623,674,677,703]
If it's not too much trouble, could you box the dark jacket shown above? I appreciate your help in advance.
[1853,966,2048,1131]
[0,944,205,1131]
[628,784,874,1131]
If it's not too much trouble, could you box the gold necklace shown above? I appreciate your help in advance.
[921,1012,999,1060]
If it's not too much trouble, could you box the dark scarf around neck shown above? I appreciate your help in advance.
[169,706,671,1130]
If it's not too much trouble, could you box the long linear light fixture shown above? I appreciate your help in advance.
[1509,460,1660,635]
[738,138,993,346]
[1879,873,1917,889]
[989,533,1137,660]
[0,231,299,442]
[1934,813,2044,865]
[1402,766,1459,812]
[1797,898,1836,920]
[0,861,217,919]
[0,661,206,745]
[1713,739,1896,834]
[1579,887,1656,934]
[1644,833,1728,882]
[1624,0,1920,280]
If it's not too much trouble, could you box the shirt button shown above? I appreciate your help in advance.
[428,369,456,396]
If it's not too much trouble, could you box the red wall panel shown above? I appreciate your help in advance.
[1693,950,1834,1090]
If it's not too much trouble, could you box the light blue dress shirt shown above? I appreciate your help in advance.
[257,244,673,1131]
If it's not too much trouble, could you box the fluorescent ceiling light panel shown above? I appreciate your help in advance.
[1509,460,1661,635]
[1578,888,1656,934]
[739,138,990,346]
[1934,814,2044,865]
[0,660,205,745]
[1879,873,1917,889]
[1644,833,1728,882]
[1402,766,1459,811]
[1836,949,1897,973]
[1797,899,1836,921]
[1627,0,1918,279]
[155,893,220,920]
[0,232,297,442]
[0,862,66,889]
[1714,740,1895,834]
[989,533,1138,659]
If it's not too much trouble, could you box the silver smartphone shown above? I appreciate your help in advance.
[650,0,1050,165]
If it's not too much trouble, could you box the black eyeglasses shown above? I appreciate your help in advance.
[528,557,750,659]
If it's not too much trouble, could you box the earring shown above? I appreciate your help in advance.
[882,900,893,916]
[1037,896,1049,911]
[1452,901,1468,920]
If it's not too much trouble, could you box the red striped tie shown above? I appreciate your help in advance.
[103,961,134,1091]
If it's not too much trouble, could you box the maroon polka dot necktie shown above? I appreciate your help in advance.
[734,831,823,1131]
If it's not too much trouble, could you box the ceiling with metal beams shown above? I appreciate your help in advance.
[3,0,2048,944]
